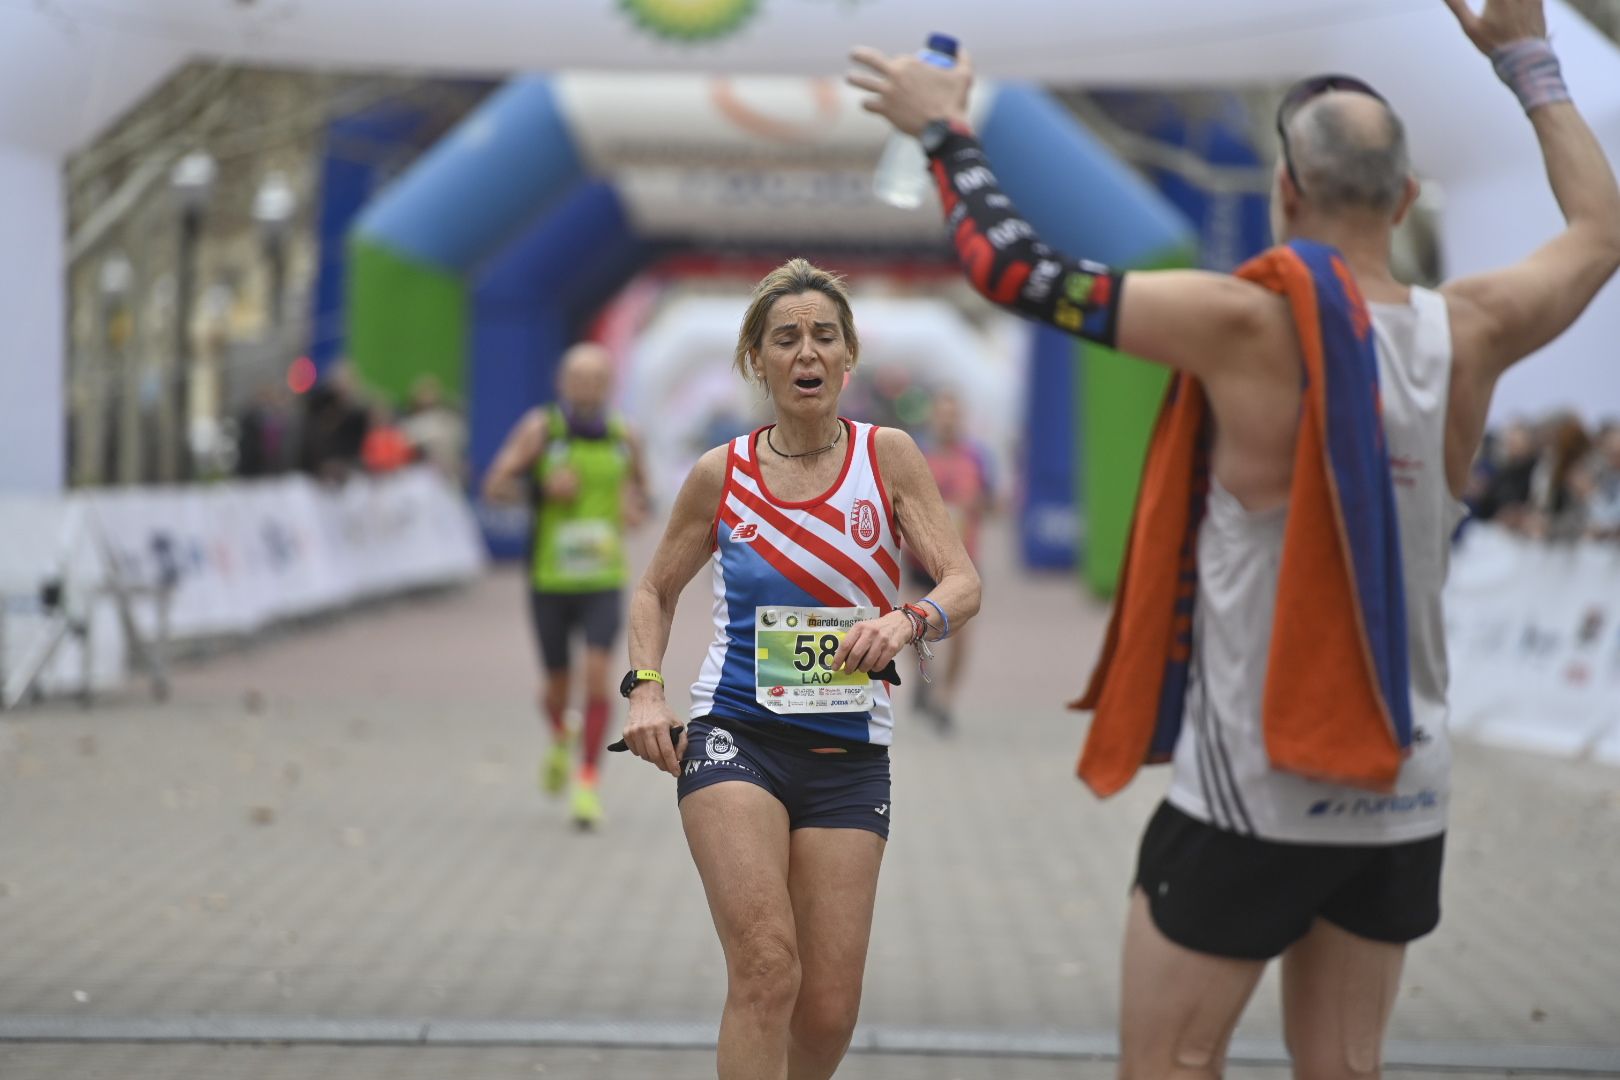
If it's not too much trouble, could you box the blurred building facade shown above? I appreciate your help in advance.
[63,66,487,487]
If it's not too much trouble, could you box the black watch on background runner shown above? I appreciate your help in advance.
[619,669,664,698]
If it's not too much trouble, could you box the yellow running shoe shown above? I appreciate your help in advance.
[570,774,603,830]
[540,738,571,796]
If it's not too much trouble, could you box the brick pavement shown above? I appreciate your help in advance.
[0,521,1616,1075]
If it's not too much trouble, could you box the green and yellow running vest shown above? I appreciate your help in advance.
[530,407,630,593]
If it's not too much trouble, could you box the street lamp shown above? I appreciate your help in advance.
[252,170,296,336]
[169,150,216,481]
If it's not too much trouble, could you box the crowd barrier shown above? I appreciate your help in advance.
[1446,524,1620,766]
[0,467,486,701]
[4,486,1615,766]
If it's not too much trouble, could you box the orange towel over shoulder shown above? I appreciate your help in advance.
[1074,239,1414,798]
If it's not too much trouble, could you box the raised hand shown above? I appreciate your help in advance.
[846,45,974,137]
[1442,0,1548,53]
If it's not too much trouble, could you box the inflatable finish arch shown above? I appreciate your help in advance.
[348,76,1194,569]
[4,0,1620,498]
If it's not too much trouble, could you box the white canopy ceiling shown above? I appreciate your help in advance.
[3,0,1613,184]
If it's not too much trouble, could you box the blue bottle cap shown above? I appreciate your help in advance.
[926,33,959,58]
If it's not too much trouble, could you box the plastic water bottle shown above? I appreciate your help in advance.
[872,32,960,210]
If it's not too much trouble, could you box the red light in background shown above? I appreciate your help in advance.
[287,356,317,394]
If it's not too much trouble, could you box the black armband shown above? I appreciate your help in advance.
[926,127,1124,348]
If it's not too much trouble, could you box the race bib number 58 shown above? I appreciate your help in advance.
[755,606,875,714]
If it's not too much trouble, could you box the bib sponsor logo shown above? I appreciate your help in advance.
[729,522,759,543]
[850,499,881,550]
[768,685,786,698]
[705,727,739,762]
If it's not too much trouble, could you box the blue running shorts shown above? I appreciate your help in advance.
[676,717,891,839]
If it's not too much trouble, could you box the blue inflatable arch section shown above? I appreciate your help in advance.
[351,76,1191,558]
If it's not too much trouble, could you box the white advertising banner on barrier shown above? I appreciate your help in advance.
[1445,525,1620,764]
[0,468,485,701]
[80,468,486,643]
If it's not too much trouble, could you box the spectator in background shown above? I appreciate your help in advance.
[908,390,993,732]
[236,382,292,478]
[400,374,467,483]
[361,402,416,474]
[1582,424,1620,539]
[299,362,370,483]
[1472,418,1538,525]
[1528,413,1592,538]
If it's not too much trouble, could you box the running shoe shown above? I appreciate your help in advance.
[570,775,603,830]
[540,737,572,796]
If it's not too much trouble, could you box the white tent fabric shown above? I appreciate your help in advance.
[3,0,1618,490]
[622,294,1024,498]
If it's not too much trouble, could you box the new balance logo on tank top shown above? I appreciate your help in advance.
[689,419,903,745]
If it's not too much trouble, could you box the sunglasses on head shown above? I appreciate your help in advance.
[1275,74,1388,196]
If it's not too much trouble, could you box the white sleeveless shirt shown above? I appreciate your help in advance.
[1166,287,1467,844]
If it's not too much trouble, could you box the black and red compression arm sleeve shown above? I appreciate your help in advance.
[926,125,1124,347]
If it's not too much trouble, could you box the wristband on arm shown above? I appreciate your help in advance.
[1492,38,1571,113]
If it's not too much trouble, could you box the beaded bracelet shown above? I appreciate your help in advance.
[900,603,936,682]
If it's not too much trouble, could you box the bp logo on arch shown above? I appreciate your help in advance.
[619,0,759,42]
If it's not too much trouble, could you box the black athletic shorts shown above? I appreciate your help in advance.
[528,588,622,673]
[1134,801,1445,960]
[676,717,892,840]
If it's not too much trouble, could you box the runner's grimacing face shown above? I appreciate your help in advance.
[759,292,849,419]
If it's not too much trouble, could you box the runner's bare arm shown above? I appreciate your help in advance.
[1440,0,1620,452]
[622,445,728,775]
[847,46,1290,384]
[1445,1,1620,383]
[879,428,981,630]
[479,408,545,503]
[834,428,981,674]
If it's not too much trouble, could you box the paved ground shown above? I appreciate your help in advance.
[0,1044,1566,1080]
[1,521,1617,1077]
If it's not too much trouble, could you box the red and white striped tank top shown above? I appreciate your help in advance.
[689,419,903,745]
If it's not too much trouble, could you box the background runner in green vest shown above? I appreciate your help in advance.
[483,343,649,828]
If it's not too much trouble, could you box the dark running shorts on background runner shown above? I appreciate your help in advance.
[528,588,622,672]
[676,717,892,840]
[1134,801,1445,960]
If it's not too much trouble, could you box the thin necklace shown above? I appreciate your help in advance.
[766,422,842,460]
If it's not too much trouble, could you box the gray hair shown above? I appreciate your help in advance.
[1288,96,1410,214]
